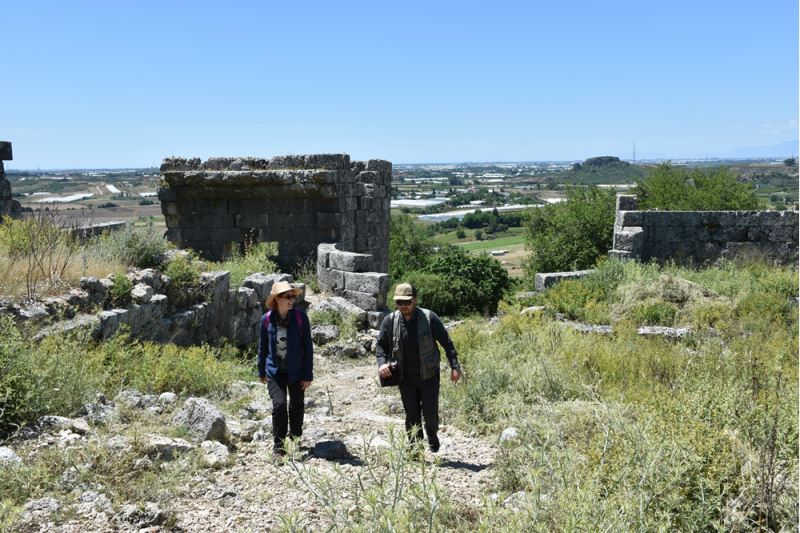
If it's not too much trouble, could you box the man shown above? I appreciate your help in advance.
[376,283,461,453]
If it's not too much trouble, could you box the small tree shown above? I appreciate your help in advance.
[389,213,434,281]
[524,186,616,276]
[633,163,759,210]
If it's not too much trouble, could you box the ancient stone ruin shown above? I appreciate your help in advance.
[0,141,22,219]
[158,154,391,275]
[609,194,799,265]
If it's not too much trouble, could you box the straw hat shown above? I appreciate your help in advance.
[266,281,302,308]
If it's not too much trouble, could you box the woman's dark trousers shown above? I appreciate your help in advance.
[398,377,440,450]
[267,375,305,452]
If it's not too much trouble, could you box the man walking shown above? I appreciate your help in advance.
[376,283,461,453]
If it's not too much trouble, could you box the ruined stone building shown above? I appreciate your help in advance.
[159,154,392,310]
[0,142,22,219]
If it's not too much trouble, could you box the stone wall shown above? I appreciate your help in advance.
[316,242,390,311]
[0,141,22,220]
[159,154,391,273]
[609,195,799,265]
[2,269,303,348]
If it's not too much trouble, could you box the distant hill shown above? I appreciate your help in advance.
[558,156,646,185]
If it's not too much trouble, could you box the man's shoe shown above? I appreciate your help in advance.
[428,435,440,453]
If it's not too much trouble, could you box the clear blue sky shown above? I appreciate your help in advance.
[3,0,798,168]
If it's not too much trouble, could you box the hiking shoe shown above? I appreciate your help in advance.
[428,435,440,453]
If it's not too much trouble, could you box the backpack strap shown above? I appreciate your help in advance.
[264,309,304,340]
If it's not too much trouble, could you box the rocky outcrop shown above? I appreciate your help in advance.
[173,397,227,443]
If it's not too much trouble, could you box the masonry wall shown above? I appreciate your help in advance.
[609,195,799,265]
[0,141,22,220]
[158,154,391,272]
[316,242,390,311]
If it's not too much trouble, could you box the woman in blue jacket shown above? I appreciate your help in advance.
[258,281,313,457]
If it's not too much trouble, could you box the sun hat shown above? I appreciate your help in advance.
[392,283,415,301]
[266,281,302,308]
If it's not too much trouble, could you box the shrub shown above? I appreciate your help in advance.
[523,186,616,277]
[108,272,132,307]
[630,300,678,326]
[0,212,79,298]
[424,246,512,315]
[634,163,760,210]
[389,213,435,281]
[164,254,201,309]
[212,241,279,287]
[402,271,472,317]
[290,254,319,293]
[91,222,171,269]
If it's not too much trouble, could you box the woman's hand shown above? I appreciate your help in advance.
[300,380,311,391]
[259,376,267,384]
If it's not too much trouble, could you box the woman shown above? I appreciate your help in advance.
[258,281,313,457]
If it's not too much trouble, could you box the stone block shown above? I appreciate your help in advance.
[616,210,643,227]
[616,194,638,211]
[317,212,339,228]
[328,249,373,272]
[534,270,596,292]
[366,159,392,175]
[613,227,644,253]
[234,213,269,228]
[0,142,11,161]
[343,271,389,295]
[317,265,344,292]
[338,289,385,311]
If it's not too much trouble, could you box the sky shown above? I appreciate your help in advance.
[2,0,798,168]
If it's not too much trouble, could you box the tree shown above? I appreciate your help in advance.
[633,163,759,210]
[784,158,796,167]
[474,229,484,241]
[389,213,434,281]
[524,186,616,276]
[456,229,466,239]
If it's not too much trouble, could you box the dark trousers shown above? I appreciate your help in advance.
[399,377,439,445]
[267,375,305,450]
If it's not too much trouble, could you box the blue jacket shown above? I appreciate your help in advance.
[257,308,313,384]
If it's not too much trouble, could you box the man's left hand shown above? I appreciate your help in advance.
[300,380,312,391]
[450,369,461,383]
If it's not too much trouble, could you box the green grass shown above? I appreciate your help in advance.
[438,260,798,531]
[459,234,525,252]
[434,226,525,246]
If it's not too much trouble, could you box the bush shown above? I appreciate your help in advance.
[424,246,512,315]
[389,213,435,281]
[212,241,279,287]
[634,163,760,210]
[109,272,132,307]
[402,271,473,317]
[0,213,79,298]
[91,222,171,269]
[164,254,201,308]
[524,186,616,276]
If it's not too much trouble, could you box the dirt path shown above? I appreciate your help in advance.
[169,355,498,531]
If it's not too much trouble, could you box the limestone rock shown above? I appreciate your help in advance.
[144,434,194,460]
[311,324,340,345]
[200,440,230,468]
[158,391,178,406]
[130,283,154,304]
[173,397,227,443]
[500,427,519,443]
[0,446,21,466]
[313,296,367,328]
[313,439,349,459]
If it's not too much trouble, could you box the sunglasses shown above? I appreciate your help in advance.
[395,299,413,306]
[279,293,296,300]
